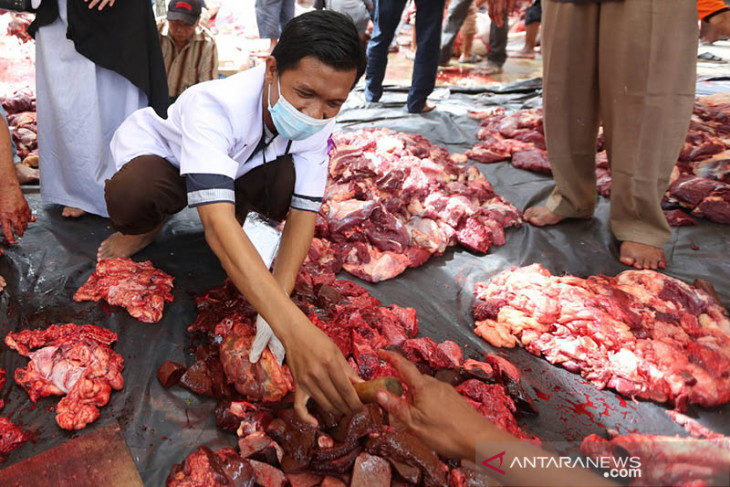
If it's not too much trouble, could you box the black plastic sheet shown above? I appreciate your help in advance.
[1,85,729,485]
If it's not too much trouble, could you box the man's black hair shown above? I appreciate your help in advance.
[272,10,366,85]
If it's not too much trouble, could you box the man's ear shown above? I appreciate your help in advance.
[264,57,278,85]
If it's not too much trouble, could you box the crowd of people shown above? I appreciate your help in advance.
[0,0,728,475]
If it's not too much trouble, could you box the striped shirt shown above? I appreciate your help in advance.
[158,20,219,100]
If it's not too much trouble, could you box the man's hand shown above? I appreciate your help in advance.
[0,184,32,245]
[488,0,517,27]
[85,0,116,11]
[250,314,286,365]
[280,321,364,426]
[375,350,495,459]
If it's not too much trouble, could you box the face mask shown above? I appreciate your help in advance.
[268,77,332,141]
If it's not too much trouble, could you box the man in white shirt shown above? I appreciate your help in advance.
[98,11,367,425]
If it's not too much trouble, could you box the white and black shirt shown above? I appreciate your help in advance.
[111,64,332,213]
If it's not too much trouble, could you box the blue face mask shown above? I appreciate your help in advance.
[268,77,332,141]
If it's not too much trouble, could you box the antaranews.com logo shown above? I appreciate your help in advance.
[476,439,730,487]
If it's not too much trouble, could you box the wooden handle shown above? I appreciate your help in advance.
[354,377,404,403]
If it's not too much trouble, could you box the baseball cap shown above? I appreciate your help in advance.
[167,0,202,25]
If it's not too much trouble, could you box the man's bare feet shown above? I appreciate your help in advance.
[420,101,436,114]
[619,241,666,270]
[97,229,160,261]
[510,50,536,59]
[15,163,39,184]
[62,206,86,218]
[523,206,566,226]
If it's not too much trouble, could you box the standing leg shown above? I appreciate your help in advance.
[599,0,697,269]
[523,1,600,225]
[486,9,509,69]
[280,0,296,33]
[458,3,478,62]
[408,0,446,113]
[439,0,473,65]
[256,0,282,51]
[365,0,408,102]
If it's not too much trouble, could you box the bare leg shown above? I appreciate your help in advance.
[62,207,86,218]
[523,206,566,226]
[512,22,540,58]
[97,223,163,261]
[619,241,666,270]
[268,38,278,52]
[458,34,481,62]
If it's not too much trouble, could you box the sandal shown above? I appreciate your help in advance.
[698,51,727,63]
[458,54,483,64]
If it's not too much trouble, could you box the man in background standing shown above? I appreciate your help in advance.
[366,0,446,113]
[159,0,219,101]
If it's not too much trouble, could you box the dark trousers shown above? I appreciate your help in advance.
[488,9,509,66]
[365,0,445,113]
[439,1,508,67]
[440,0,473,65]
[105,155,295,235]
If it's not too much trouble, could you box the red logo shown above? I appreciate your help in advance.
[482,451,506,475]
[175,1,193,11]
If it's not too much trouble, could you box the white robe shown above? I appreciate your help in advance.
[35,0,147,217]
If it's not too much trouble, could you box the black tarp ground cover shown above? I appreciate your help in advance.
[0,83,728,485]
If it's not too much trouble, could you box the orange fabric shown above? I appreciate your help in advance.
[698,0,728,20]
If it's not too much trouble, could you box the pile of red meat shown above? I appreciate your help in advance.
[582,426,730,487]
[466,95,730,225]
[162,269,539,486]
[472,264,730,411]
[74,258,175,323]
[1,89,37,162]
[0,367,29,459]
[5,323,125,430]
[306,128,522,283]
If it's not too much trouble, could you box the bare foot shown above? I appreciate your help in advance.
[619,241,666,270]
[510,50,536,59]
[62,207,86,218]
[0,275,5,292]
[97,229,160,261]
[15,163,39,184]
[420,101,436,114]
[523,206,566,226]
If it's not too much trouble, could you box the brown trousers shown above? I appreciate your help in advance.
[105,155,295,235]
[542,0,697,247]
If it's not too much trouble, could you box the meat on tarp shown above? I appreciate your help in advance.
[466,95,730,225]
[472,264,730,411]
[74,257,175,323]
[0,368,29,458]
[5,324,124,430]
[308,128,522,283]
[581,429,730,487]
[162,268,537,485]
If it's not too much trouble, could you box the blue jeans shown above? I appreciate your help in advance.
[365,0,445,113]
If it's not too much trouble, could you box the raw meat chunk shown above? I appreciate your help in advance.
[74,258,174,323]
[5,323,124,430]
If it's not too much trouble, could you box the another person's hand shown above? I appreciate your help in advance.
[85,0,116,11]
[0,183,32,245]
[280,320,364,425]
[376,349,494,459]
[487,0,517,27]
